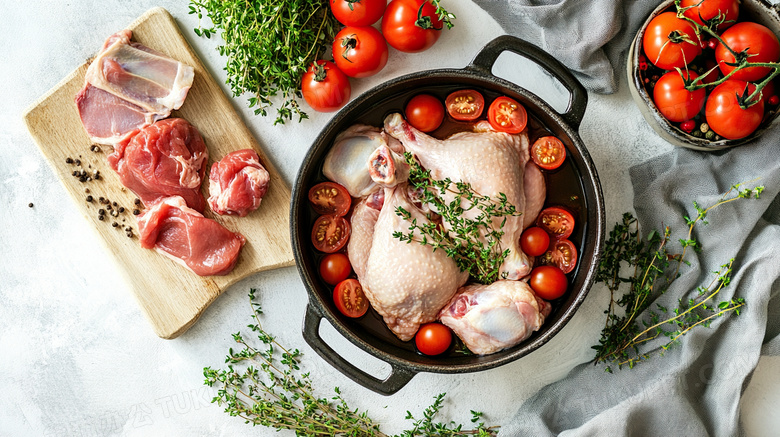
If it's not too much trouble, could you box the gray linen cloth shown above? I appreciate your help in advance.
[472,0,780,435]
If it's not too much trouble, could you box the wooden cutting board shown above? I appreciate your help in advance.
[23,7,295,339]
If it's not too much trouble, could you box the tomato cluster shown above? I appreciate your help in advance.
[642,0,780,140]
[303,0,450,113]
[521,206,578,300]
[309,182,370,319]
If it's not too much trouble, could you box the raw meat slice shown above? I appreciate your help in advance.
[86,30,194,114]
[76,30,194,144]
[75,84,164,145]
[438,280,551,355]
[108,118,208,212]
[207,149,270,217]
[138,196,245,276]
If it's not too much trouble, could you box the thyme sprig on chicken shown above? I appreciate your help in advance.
[593,182,764,372]
[393,153,520,285]
[204,289,498,436]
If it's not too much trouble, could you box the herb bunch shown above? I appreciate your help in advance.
[189,0,340,124]
[593,182,764,372]
[204,289,498,436]
[392,153,520,284]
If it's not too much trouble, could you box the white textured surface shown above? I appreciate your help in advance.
[1,1,778,435]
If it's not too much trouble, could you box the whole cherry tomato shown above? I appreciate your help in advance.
[415,323,452,355]
[643,12,701,70]
[705,80,765,140]
[520,226,551,257]
[382,0,444,53]
[487,96,527,134]
[333,278,369,318]
[319,253,352,285]
[330,0,386,26]
[653,70,706,122]
[680,0,739,30]
[529,266,568,300]
[405,94,444,132]
[332,26,389,78]
[716,22,780,82]
[301,61,351,113]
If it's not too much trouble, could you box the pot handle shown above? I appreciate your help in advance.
[302,304,416,396]
[467,35,588,130]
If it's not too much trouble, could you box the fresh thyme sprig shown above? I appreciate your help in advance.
[392,153,520,284]
[189,0,340,124]
[204,289,499,436]
[430,0,457,30]
[593,182,764,372]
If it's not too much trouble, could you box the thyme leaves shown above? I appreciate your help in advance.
[392,153,520,284]
[593,182,764,372]
[189,0,341,125]
[205,289,498,436]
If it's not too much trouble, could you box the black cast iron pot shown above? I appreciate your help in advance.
[291,35,605,395]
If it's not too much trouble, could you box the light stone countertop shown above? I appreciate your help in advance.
[1,1,778,435]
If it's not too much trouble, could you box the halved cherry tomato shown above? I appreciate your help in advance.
[330,0,386,26]
[539,238,578,274]
[537,207,575,240]
[333,278,369,318]
[520,226,550,257]
[308,182,352,216]
[319,253,352,285]
[332,26,389,78]
[529,265,568,300]
[445,89,484,121]
[415,322,452,356]
[531,136,567,170]
[405,94,444,132]
[488,96,527,134]
[312,215,351,253]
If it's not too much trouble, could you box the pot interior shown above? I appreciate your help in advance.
[293,70,602,372]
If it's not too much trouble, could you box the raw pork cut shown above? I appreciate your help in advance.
[75,85,166,145]
[76,30,194,144]
[353,184,469,341]
[384,113,534,280]
[108,118,208,212]
[138,196,245,276]
[208,149,270,217]
[439,280,551,355]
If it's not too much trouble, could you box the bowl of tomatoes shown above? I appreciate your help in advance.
[291,35,605,395]
[628,0,780,150]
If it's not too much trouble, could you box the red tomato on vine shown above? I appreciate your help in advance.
[642,12,701,70]
[382,0,444,53]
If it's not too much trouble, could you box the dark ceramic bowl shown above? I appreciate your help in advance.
[291,36,605,395]
[627,0,780,151]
